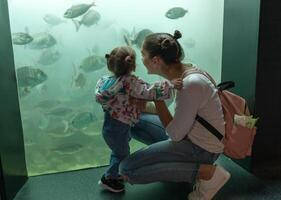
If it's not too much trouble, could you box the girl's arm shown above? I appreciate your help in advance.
[129,75,174,100]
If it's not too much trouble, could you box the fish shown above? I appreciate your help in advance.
[45,107,73,117]
[73,72,87,88]
[71,112,96,129]
[12,32,33,45]
[124,28,153,49]
[64,2,96,19]
[79,55,106,73]
[28,32,57,49]
[35,99,61,109]
[38,49,61,65]
[72,9,101,31]
[16,66,48,88]
[165,7,188,19]
[50,143,83,155]
[43,14,66,26]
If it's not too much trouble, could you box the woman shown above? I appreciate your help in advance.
[120,30,231,200]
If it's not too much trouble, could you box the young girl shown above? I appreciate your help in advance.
[95,46,182,193]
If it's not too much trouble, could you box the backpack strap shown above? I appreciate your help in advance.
[195,115,223,141]
[182,67,225,141]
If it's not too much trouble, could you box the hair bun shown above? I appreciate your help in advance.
[173,30,182,40]
[125,55,133,64]
[161,38,172,50]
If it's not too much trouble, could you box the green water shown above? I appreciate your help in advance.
[7,0,224,176]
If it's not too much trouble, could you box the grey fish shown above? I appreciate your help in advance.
[45,107,73,116]
[71,112,96,129]
[40,117,65,131]
[64,2,96,19]
[50,143,83,155]
[35,99,61,109]
[72,9,101,31]
[12,32,33,45]
[16,66,47,88]
[73,73,87,88]
[38,49,61,65]
[79,55,106,73]
[43,14,66,26]
[165,7,188,19]
[124,29,153,49]
[28,32,57,49]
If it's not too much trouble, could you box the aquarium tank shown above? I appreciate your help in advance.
[7,0,224,176]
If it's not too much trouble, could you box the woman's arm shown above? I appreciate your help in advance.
[154,100,173,128]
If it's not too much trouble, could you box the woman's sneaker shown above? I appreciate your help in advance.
[188,165,231,200]
[98,175,125,193]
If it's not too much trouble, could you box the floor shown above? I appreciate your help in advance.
[14,156,281,200]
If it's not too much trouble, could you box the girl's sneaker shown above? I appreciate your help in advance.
[98,175,125,193]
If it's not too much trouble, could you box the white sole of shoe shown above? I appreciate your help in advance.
[98,180,125,193]
[207,171,231,200]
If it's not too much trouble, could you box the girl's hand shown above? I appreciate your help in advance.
[171,78,183,90]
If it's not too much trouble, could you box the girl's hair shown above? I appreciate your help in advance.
[143,30,185,64]
[105,46,136,77]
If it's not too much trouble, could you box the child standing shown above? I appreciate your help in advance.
[95,46,182,193]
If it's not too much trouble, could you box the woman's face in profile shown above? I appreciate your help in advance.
[141,48,159,74]
[141,48,152,73]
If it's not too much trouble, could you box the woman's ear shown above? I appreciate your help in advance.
[152,56,161,64]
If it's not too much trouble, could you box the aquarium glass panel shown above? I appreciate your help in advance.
[7,0,224,176]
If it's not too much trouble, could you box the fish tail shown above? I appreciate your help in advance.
[72,19,81,32]
[123,35,132,46]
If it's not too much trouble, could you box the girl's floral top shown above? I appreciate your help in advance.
[95,74,174,126]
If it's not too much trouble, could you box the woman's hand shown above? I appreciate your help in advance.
[171,78,183,90]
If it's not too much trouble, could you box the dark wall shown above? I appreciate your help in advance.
[221,0,260,170]
[253,0,281,166]
[0,0,28,199]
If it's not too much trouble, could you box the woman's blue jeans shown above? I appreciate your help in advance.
[120,113,219,184]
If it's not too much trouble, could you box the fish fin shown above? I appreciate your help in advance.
[62,120,69,132]
[72,19,81,32]
[38,115,49,130]
[24,26,29,34]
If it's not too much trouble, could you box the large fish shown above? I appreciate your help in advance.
[64,2,96,19]
[16,66,48,88]
[12,32,33,45]
[73,73,87,88]
[124,29,153,49]
[79,55,106,73]
[38,49,61,65]
[165,7,188,19]
[43,14,66,26]
[28,32,57,49]
[71,112,96,129]
[72,9,101,31]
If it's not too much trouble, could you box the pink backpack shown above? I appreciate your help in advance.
[183,68,257,159]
